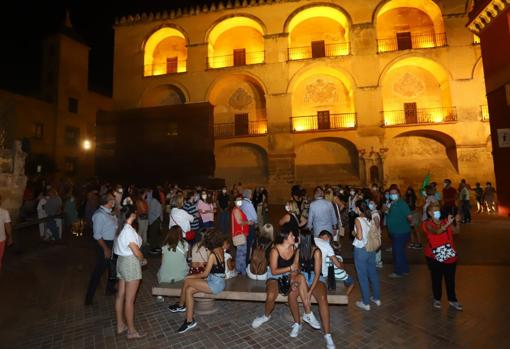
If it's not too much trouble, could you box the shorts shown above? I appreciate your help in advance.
[304,271,326,288]
[117,255,142,282]
[266,269,289,281]
[207,274,225,294]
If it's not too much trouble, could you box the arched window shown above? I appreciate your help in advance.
[286,5,350,60]
[375,0,446,53]
[143,27,187,76]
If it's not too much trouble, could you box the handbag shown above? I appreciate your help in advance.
[108,254,117,281]
[185,230,196,242]
[365,219,381,252]
[233,233,246,247]
[327,264,336,291]
[231,210,247,246]
[278,274,291,295]
[431,243,456,262]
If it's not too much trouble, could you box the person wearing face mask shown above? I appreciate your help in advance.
[279,200,307,234]
[218,187,230,234]
[231,195,251,275]
[197,190,215,230]
[422,203,462,311]
[386,187,413,278]
[85,193,118,306]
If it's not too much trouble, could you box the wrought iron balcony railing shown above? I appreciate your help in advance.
[143,60,187,76]
[207,51,265,69]
[214,120,268,138]
[288,42,350,60]
[377,32,447,53]
[481,105,489,121]
[382,107,457,126]
[290,113,357,132]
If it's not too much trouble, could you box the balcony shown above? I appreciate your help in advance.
[382,107,457,127]
[214,120,268,138]
[377,32,447,53]
[207,51,265,69]
[143,60,187,77]
[290,113,357,133]
[481,105,489,121]
[288,42,350,61]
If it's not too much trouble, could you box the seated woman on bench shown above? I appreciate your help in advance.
[168,230,229,333]
[251,229,321,338]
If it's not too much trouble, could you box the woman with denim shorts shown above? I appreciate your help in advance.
[168,230,229,333]
[299,229,337,349]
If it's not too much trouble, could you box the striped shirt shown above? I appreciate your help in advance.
[183,201,200,231]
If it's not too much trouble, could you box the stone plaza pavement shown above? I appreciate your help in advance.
[1,215,510,349]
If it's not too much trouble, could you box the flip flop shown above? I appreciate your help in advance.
[116,325,128,335]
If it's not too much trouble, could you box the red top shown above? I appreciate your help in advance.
[422,219,457,263]
[231,207,249,237]
[442,187,457,207]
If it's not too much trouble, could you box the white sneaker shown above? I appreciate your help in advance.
[356,301,370,311]
[324,333,336,349]
[289,323,302,338]
[252,314,271,329]
[370,297,382,307]
[302,312,321,330]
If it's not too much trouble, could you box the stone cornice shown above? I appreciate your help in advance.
[115,0,298,27]
[467,0,510,34]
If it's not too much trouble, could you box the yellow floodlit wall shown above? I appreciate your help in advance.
[144,27,187,76]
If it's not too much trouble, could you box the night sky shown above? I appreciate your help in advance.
[0,0,213,97]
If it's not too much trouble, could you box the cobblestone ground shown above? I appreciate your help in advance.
[1,215,510,349]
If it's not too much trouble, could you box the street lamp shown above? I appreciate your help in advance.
[83,139,92,151]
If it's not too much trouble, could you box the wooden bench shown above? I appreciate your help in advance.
[152,276,349,306]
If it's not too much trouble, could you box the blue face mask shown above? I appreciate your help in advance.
[390,194,399,201]
[384,194,390,200]
[368,203,376,211]
[433,211,441,220]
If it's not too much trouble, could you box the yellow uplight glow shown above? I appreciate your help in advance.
[287,6,349,39]
[144,27,187,76]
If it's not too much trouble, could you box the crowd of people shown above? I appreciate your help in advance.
[7,176,495,346]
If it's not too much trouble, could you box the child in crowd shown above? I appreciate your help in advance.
[223,239,237,279]
[317,230,354,295]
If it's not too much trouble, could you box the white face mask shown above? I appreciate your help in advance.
[433,211,441,220]
[235,200,243,207]
[350,191,355,196]
[285,205,291,212]
[201,195,207,200]
[222,189,227,194]
[368,203,376,211]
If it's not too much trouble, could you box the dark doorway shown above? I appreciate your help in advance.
[166,57,178,74]
[397,32,412,50]
[311,40,326,58]
[404,102,418,124]
[370,165,380,184]
[233,49,246,66]
[317,110,331,130]
[235,113,249,135]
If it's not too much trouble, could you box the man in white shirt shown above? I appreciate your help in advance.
[0,195,13,271]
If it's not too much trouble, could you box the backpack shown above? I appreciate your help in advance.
[250,245,268,275]
[365,219,381,252]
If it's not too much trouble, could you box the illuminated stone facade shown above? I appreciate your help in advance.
[113,0,494,201]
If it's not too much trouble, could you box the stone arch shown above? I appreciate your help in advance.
[205,14,267,43]
[215,142,268,185]
[142,25,189,75]
[471,56,484,80]
[379,56,453,125]
[378,54,452,86]
[372,0,445,33]
[139,84,188,108]
[295,137,360,185]
[288,66,356,125]
[288,63,357,92]
[283,2,352,33]
[205,15,266,68]
[283,3,352,54]
[384,129,459,188]
[207,73,267,122]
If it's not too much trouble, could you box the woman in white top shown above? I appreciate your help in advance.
[113,205,146,339]
[169,194,194,239]
[353,200,381,311]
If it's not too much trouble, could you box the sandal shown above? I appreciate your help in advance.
[116,324,128,335]
[127,331,146,340]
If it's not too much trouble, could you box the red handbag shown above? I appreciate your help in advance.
[185,230,196,242]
